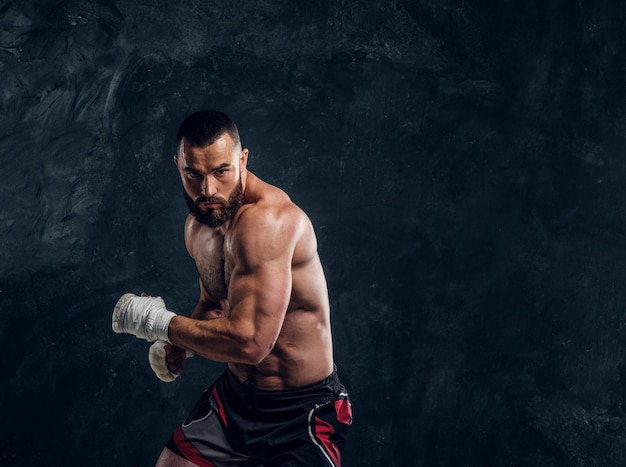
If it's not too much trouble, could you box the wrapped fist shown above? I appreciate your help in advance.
[112,293,177,343]
[148,341,194,382]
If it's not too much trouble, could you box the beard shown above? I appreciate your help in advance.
[184,179,244,227]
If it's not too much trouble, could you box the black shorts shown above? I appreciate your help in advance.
[166,368,352,466]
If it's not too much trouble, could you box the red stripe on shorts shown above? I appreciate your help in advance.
[335,398,353,425]
[314,416,341,466]
[172,425,217,467]
[211,386,229,428]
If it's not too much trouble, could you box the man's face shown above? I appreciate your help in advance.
[182,179,243,227]
[174,134,248,227]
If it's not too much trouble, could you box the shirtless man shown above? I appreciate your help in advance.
[111,110,352,466]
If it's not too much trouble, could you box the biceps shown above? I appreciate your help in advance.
[228,265,292,335]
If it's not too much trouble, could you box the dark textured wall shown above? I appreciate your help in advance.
[2,1,626,466]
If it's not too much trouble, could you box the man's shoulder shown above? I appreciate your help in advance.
[239,174,308,227]
[235,195,306,233]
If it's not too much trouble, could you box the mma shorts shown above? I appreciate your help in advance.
[166,368,352,466]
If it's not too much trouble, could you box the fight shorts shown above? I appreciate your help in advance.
[166,368,352,466]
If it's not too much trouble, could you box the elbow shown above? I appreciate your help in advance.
[238,352,265,366]
[238,342,273,365]
[229,319,277,365]
[236,333,275,365]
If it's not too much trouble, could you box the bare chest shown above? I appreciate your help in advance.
[191,231,233,301]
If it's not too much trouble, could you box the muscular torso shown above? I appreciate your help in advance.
[185,174,334,389]
[193,231,230,302]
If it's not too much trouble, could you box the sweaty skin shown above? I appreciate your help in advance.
[165,134,334,390]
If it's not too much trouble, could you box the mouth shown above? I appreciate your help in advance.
[199,202,221,209]
[196,197,224,210]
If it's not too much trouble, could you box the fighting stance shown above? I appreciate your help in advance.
[112,110,352,466]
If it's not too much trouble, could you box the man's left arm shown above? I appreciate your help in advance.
[112,205,300,364]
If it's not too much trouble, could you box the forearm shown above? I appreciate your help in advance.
[112,293,277,365]
[167,314,263,364]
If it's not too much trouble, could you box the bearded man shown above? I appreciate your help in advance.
[112,110,352,466]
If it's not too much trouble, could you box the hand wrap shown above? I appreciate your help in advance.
[112,293,176,343]
[148,340,194,382]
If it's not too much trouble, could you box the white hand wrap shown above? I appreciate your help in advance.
[112,293,176,343]
[148,340,194,382]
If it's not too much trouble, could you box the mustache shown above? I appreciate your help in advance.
[194,196,225,205]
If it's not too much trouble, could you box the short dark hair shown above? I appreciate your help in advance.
[176,110,241,149]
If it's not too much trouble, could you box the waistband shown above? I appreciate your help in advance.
[222,365,340,394]
[220,365,342,402]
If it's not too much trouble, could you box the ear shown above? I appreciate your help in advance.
[240,148,249,170]
[173,154,179,167]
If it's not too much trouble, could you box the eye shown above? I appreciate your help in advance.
[214,169,227,177]
[187,171,202,179]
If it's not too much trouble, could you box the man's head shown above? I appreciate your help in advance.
[176,109,241,149]
[174,110,248,227]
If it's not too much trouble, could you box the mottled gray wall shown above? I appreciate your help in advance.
[2,1,626,466]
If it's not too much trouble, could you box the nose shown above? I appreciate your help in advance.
[201,176,217,197]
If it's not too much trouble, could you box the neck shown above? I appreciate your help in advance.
[241,171,258,202]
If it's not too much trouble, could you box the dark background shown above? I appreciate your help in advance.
[2,0,626,466]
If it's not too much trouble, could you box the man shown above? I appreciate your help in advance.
[112,110,352,466]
